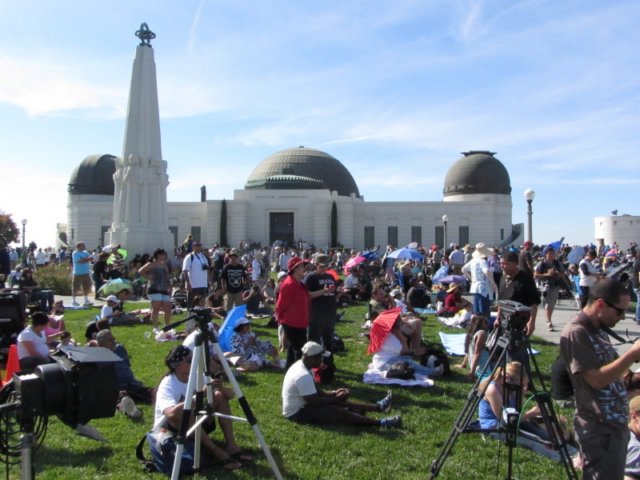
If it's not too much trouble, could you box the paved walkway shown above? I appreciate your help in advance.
[525,298,640,357]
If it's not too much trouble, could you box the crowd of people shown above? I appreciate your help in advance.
[2,235,640,476]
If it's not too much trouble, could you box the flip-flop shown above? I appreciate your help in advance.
[229,449,254,462]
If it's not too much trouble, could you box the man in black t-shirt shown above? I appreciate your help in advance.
[498,251,540,335]
[303,254,337,352]
[220,249,246,310]
[534,246,565,331]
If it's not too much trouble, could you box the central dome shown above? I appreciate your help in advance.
[443,151,511,197]
[245,147,360,197]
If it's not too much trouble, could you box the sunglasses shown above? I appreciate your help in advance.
[602,299,626,316]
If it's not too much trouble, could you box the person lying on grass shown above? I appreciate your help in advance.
[282,341,401,428]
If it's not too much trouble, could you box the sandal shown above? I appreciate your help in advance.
[220,457,242,470]
[229,449,254,462]
[547,322,555,332]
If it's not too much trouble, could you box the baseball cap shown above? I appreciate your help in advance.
[301,341,330,357]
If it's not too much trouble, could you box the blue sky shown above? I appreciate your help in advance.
[1,0,639,249]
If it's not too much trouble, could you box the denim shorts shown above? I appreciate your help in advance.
[148,293,170,302]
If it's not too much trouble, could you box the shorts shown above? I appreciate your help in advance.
[542,286,559,310]
[287,404,343,425]
[72,274,92,294]
[148,293,171,302]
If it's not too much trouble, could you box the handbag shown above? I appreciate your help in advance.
[386,361,415,380]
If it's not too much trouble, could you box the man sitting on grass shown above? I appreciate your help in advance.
[281,341,401,428]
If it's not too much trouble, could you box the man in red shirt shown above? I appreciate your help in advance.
[276,257,310,368]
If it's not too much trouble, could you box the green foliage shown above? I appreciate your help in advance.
[0,213,20,249]
[330,201,338,248]
[220,199,228,247]
[34,264,72,296]
[7,302,570,479]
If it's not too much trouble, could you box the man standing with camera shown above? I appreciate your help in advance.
[498,251,540,336]
[560,278,636,480]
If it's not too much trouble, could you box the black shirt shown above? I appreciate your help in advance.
[498,269,540,307]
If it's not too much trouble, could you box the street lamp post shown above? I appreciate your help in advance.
[442,214,448,252]
[524,188,535,243]
[21,219,27,252]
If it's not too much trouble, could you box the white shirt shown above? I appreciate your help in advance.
[281,359,317,417]
[182,252,209,288]
[251,257,262,281]
[17,326,49,360]
[371,333,402,370]
[154,373,188,428]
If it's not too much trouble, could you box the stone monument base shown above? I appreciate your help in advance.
[108,227,174,257]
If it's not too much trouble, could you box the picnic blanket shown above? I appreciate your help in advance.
[363,364,434,388]
[438,332,540,357]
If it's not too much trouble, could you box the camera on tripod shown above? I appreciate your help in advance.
[190,306,213,323]
[497,300,531,332]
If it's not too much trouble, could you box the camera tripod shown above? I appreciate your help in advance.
[429,306,578,480]
[164,310,283,480]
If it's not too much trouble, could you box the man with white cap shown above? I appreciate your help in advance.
[281,341,401,428]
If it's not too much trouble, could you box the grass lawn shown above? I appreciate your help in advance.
[4,302,573,479]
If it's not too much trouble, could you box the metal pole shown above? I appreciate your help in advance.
[526,199,533,243]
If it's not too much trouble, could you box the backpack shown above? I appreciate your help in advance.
[137,430,201,476]
[420,342,451,376]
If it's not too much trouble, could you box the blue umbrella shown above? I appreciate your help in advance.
[360,250,379,260]
[567,246,585,265]
[217,304,248,352]
[438,275,467,286]
[387,247,424,261]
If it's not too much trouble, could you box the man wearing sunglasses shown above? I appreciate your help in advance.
[560,278,635,480]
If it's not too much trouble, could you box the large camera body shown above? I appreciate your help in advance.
[497,300,531,332]
[14,346,121,428]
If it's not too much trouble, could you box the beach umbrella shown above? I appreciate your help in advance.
[605,248,618,258]
[437,275,467,286]
[367,307,402,354]
[431,264,450,285]
[326,269,340,281]
[360,250,378,260]
[217,304,248,352]
[97,278,133,296]
[343,255,366,274]
[567,246,585,265]
[387,247,424,261]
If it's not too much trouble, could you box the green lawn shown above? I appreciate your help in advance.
[5,302,573,479]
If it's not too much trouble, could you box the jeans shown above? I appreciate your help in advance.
[384,355,435,377]
[634,288,640,322]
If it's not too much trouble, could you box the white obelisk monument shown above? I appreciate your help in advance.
[109,23,174,256]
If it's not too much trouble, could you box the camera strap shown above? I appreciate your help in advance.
[600,325,631,345]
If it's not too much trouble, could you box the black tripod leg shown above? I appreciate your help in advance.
[430,336,510,479]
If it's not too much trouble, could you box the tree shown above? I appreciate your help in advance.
[220,199,228,247]
[0,213,20,249]
[330,201,338,248]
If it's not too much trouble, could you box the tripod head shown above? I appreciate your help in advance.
[497,300,531,353]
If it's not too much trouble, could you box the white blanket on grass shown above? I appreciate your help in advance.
[363,365,434,387]
[438,332,540,357]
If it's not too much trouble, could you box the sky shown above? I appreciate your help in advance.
[1,0,639,249]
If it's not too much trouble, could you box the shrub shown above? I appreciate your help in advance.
[34,264,72,296]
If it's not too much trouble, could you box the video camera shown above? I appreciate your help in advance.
[497,300,531,333]
[189,306,213,324]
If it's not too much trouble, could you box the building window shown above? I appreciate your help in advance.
[411,226,422,245]
[100,226,110,248]
[500,228,504,241]
[364,226,375,249]
[388,226,398,248]
[191,226,201,242]
[169,226,179,248]
[458,226,469,247]
[434,226,444,249]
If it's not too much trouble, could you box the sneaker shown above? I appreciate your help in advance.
[84,301,94,307]
[380,415,402,428]
[117,395,142,419]
[72,301,80,307]
[377,390,393,413]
